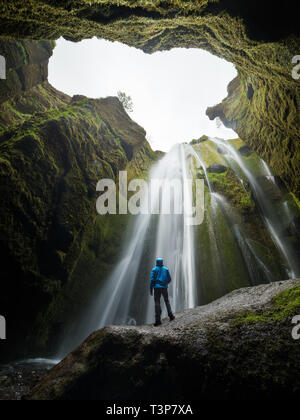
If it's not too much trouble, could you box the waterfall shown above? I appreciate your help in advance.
[58,138,299,358]
[144,145,198,319]
[212,192,275,285]
[209,137,300,279]
[58,144,198,356]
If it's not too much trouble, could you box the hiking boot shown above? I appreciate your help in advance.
[154,321,162,327]
[169,315,175,321]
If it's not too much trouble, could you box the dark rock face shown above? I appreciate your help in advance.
[0,40,157,362]
[28,280,300,400]
[239,146,252,157]
[257,176,285,202]
[0,1,299,369]
[0,40,54,104]
[217,146,228,155]
[190,135,209,145]
[207,72,300,198]
[0,1,298,43]
[0,3,298,197]
[207,163,227,174]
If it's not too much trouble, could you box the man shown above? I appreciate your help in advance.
[150,258,175,327]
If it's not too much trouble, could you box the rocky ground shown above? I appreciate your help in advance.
[27,279,300,400]
[0,359,57,400]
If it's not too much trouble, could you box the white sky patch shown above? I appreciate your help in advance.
[49,37,238,152]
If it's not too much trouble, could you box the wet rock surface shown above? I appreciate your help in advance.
[207,163,227,173]
[239,146,252,157]
[0,38,158,361]
[0,359,56,400]
[28,280,300,400]
[0,3,299,196]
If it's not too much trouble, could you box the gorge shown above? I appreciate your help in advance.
[0,0,299,400]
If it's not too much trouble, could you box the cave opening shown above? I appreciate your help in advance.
[49,37,238,152]
[0,0,300,399]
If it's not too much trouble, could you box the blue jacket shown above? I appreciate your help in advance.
[150,258,172,292]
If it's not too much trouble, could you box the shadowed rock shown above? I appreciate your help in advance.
[0,1,299,196]
[28,279,300,400]
[239,146,252,157]
[207,163,227,174]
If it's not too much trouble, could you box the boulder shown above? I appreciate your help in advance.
[28,280,300,400]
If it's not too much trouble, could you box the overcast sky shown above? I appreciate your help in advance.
[49,37,238,152]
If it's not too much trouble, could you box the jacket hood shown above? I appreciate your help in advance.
[156,258,164,267]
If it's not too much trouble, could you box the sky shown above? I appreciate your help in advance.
[49,37,238,152]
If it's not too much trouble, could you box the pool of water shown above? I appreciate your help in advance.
[0,358,59,400]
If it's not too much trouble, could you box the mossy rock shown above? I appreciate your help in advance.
[0,2,299,196]
[208,169,255,214]
[27,280,300,400]
[0,80,157,361]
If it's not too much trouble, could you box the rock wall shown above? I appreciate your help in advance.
[0,2,299,361]
[0,39,55,104]
[1,1,298,195]
[28,279,300,400]
[0,40,157,361]
[0,0,300,197]
[206,71,300,197]
[191,138,298,303]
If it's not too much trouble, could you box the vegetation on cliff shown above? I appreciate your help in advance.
[190,137,298,303]
[0,40,157,360]
[0,39,55,104]
[0,1,299,196]
[0,2,299,368]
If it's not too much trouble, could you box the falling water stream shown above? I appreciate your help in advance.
[209,137,300,279]
[57,139,300,357]
[59,144,199,356]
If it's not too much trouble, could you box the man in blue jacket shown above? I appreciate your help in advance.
[150,258,175,326]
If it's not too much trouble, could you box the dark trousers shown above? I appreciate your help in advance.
[154,288,173,321]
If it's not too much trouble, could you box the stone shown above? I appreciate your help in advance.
[27,280,300,400]
[207,163,227,174]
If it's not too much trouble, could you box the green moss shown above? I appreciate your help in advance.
[16,41,29,64]
[0,40,54,105]
[289,193,300,212]
[207,70,300,197]
[193,141,228,168]
[239,192,255,212]
[6,103,24,119]
[233,285,300,325]
[190,135,209,145]
[208,170,255,213]
[1,2,298,195]
[0,85,157,360]
[194,190,251,304]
